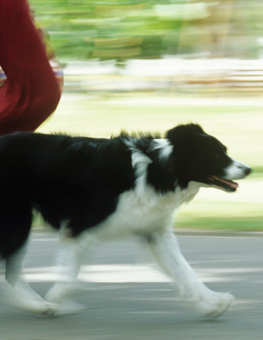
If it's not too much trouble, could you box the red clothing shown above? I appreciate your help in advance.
[0,0,61,135]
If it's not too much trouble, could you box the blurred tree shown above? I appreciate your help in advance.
[30,0,263,61]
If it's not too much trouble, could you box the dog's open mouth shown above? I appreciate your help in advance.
[208,175,239,192]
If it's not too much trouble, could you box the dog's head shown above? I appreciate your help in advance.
[165,124,251,192]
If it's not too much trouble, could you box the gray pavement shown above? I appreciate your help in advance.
[1,232,263,340]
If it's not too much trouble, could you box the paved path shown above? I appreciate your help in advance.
[1,233,263,340]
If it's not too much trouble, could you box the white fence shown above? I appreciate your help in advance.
[1,58,263,92]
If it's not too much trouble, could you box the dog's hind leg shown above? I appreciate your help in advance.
[45,231,96,312]
[5,244,58,316]
[147,229,234,319]
[0,187,58,316]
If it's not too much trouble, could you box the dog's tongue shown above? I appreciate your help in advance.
[220,178,239,188]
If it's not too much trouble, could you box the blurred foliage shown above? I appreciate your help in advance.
[30,0,263,61]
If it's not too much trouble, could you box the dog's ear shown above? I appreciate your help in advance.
[163,124,205,175]
[132,137,175,174]
[166,124,204,144]
[149,140,175,174]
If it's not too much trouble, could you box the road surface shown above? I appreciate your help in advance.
[0,232,263,340]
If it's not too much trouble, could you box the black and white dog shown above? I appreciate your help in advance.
[0,124,251,317]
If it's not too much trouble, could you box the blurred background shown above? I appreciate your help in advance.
[29,0,262,232]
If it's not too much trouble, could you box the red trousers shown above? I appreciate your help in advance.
[0,0,61,135]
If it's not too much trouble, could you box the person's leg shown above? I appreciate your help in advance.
[0,0,61,135]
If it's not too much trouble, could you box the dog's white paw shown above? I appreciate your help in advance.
[46,285,86,315]
[33,301,59,316]
[12,297,58,316]
[194,292,234,319]
[45,283,72,304]
[6,283,58,316]
[46,293,87,315]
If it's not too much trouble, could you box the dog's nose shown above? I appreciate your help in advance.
[237,163,252,176]
[245,166,252,176]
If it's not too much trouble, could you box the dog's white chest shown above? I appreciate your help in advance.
[90,191,174,240]
[90,183,200,240]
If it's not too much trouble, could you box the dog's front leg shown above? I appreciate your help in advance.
[147,230,234,318]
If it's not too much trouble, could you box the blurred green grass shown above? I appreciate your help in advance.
[37,93,263,231]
